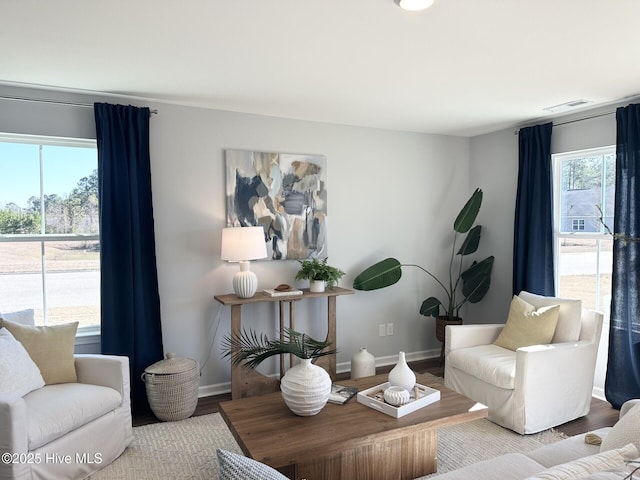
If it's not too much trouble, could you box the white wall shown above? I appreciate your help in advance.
[0,85,472,395]
[469,102,625,400]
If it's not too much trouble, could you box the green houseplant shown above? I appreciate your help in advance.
[295,257,345,292]
[352,188,494,322]
[222,328,337,416]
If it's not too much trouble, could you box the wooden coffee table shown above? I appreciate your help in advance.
[219,372,487,480]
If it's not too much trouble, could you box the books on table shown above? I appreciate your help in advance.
[263,288,303,297]
[328,384,358,405]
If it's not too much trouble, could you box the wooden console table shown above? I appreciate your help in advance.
[214,287,353,399]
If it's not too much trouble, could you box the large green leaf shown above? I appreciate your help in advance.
[420,297,442,317]
[352,258,402,291]
[461,256,495,303]
[457,225,482,256]
[453,188,483,234]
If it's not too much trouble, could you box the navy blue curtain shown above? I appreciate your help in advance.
[94,103,164,416]
[605,103,640,409]
[513,122,555,296]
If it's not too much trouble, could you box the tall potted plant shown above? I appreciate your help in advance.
[352,188,494,338]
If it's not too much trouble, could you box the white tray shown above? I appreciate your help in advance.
[357,382,440,418]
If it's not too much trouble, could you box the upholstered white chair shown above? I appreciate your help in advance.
[0,309,133,479]
[444,292,603,434]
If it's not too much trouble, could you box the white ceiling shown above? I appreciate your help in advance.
[2,0,640,137]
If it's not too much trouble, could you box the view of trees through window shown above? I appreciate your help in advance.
[554,146,615,314]
[0,136,100,330]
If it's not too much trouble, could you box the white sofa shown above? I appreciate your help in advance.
[445,292,603,434]
[432,400,640,479]
[0,354,133,480]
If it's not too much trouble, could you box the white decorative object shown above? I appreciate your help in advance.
[351,347,376,379]
[358,381,441,418]
[388,351,416,391]
[280,358,331,416]
[383,386,411,406]
[221,226,267,298]
[310,280,326,293]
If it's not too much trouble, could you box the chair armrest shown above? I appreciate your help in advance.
[516,341,598,401]
[446,324,504,352]
[75,354,130,400]
[0,394,28,453]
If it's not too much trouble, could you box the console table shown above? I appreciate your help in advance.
[214,287,353,399]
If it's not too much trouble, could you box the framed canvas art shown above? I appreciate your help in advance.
[225,149,327,260]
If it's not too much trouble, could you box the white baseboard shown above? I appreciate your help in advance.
[197,348,441,398]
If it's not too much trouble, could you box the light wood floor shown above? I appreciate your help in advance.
[134,358,619,437]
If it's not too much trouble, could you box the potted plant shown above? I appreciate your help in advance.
[295,257,346,292]
[352,188,494,337]
[222,328,337,416]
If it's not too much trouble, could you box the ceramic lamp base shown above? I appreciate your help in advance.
[233,261,257,298]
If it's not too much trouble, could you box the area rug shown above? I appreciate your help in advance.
[90,411,567,479]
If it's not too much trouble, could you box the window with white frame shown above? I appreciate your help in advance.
[553,146,615,313]
[0,134,100,332]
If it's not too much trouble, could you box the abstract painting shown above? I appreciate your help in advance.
[225,149,327,260]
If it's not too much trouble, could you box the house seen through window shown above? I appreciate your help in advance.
[0,134,100,332]
[553,145,615,314]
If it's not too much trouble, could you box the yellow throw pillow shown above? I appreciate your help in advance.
[0,319,78,384]
[494,296,560,351]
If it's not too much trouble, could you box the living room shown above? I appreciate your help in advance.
[1,1,640,479]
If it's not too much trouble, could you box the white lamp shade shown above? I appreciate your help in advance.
[221,226,267,262]
[397,0,434,11]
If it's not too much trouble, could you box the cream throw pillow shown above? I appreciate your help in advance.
[494,296,560,351]
[0,319,78,384]
[600,402,640,453]
[0,327,45,397]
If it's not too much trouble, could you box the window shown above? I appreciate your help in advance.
[572,219,585,231]
[553,146,615,313]
[0,134,100,333]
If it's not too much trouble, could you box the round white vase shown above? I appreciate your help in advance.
[309,280,326,292]
[280,358,331,416]
[351,347,376,379]
[388,351,416,391]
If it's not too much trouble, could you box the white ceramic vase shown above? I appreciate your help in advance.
[310,280,326,292]
[351,347,376,379]
[280,358,331,416]
[388,351,416,391]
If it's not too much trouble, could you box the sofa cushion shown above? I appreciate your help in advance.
[518,291,582,343]
[526,428,611,469]
[447,344,517,389]
[24,383,122,450]
[0,308,35,326]
[0,327,45,397]
[217,449,288,480]
[0,319,78,384]
[430,452,547,480]
[600,402,640,453]
[495,296,560,351]
[524,443,638,480]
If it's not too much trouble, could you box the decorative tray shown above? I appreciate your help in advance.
[357,382,441,418]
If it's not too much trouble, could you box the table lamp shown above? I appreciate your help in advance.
[221,226,267,298]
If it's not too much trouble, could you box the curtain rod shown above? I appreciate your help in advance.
[514,110,614,135]
[0,95,159,114]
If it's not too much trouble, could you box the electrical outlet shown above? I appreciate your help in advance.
[386,323,394,336]
[379,324,386,337]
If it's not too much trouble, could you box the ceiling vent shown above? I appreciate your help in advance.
[543,99,592,113]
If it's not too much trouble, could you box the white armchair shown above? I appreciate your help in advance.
[444,293,603,434]
[0,354,133,480]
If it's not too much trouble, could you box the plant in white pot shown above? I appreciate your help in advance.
[295,257,345,292]
[222,328,337,416]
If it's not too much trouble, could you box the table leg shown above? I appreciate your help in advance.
[230,304,242,400]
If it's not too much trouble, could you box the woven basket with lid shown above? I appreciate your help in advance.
[142,352,199,421]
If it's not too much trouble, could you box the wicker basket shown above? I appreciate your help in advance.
[142,353,199,422]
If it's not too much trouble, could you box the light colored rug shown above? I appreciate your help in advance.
[90,410,567,479]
